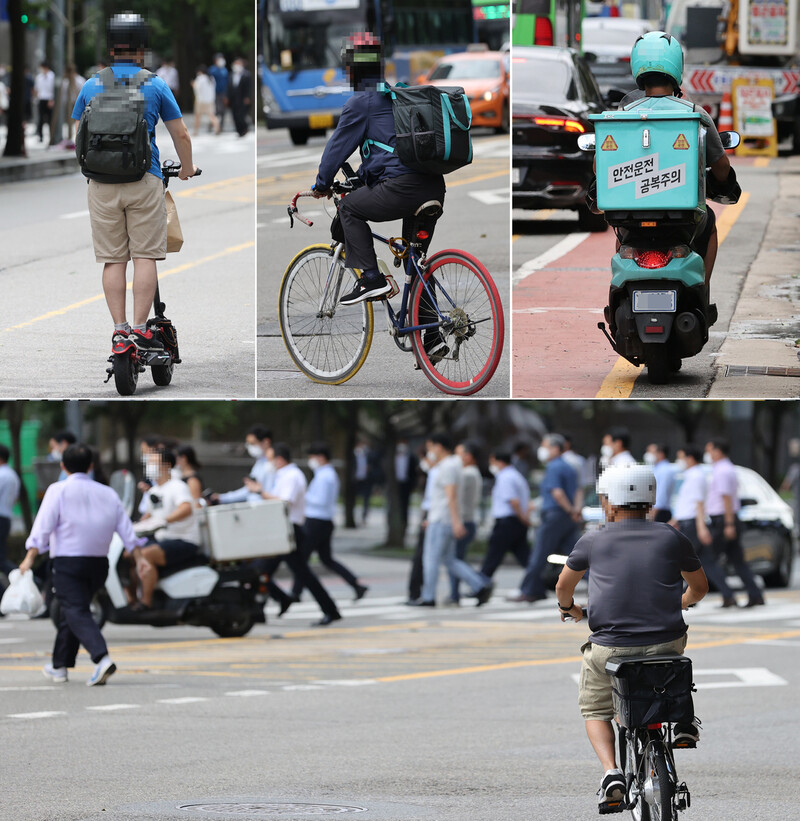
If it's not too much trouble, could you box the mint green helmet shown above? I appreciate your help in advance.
[630,31,683,91]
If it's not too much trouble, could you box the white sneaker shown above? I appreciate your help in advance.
[86,655,116,687]
[42,664,68,683]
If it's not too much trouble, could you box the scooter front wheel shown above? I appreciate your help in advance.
[113,349,139,395]
[151,361,174,386]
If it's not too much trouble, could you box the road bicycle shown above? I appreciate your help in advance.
[282,166,504,396]
[104,160,201,396]
[605,654,695,820]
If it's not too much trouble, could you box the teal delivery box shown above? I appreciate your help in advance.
[589,106,705,213]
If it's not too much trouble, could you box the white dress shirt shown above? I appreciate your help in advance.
[305,463,339,521]
[219,456,275,504]
[672,464,708,522]
[0,464,20,520]
[272,463,307,525]
[491,465,529,519]
[26,473,139,558]
[707,458,739,517]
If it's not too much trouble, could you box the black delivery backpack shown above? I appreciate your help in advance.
[364,83,473,175]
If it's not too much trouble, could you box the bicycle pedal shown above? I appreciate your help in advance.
[598,801,625,815]
[673,740,697,749]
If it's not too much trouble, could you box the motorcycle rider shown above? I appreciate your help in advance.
[609,33,739,286]
[310,33,448,359]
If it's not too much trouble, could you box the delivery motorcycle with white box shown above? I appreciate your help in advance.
[578,34,741,384]
[50,471,295,638]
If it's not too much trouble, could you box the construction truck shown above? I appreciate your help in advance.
[666,0,800,151]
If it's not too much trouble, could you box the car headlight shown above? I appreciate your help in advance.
[483,87,501,102]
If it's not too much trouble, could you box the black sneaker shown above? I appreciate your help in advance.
[423,334,450,364]
[673,722,700,749]
[475,582,494,607]
[340,277,392,305]
[598,770,626,814]
[129,328,164,351]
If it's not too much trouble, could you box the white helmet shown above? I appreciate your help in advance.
[603,464,656,507]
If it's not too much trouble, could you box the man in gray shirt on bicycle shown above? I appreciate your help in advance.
[555,463,708,813]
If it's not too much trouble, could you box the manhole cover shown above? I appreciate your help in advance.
[179,804,367,816]
[725,365,800,378]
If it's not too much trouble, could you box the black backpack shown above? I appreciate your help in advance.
[75,67,153,183]
[364,83,473,175]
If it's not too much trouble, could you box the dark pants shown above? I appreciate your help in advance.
[521,509,579,598]
[293,518,359,598]
[263,525,340,618]
[231,100,248,136]
[51,556,109,668]
[481,517,530,579]
[0,516,14,576]
[398,480,415,529]
[448,521,477,602]
[338,173,446,271]
[708,515,762,600]
[355,478,372,523]
[408,512,427,600]
[37,99,51,141]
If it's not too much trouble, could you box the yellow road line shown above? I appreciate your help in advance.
[753,158,771,168]
[174,174,254,198]
[2,241,254,333]
[448,169,508,187]
[595,193,751,398]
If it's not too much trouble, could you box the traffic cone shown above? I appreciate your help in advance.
[719,91,735,154]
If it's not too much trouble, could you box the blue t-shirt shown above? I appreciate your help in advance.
[72,63,182,180]
[540,456,577,514]
[208,64,228,96]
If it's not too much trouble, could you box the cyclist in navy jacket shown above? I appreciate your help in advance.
[312,32,446,326]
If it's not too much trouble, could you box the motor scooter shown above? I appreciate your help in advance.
[579,95,741,384]
[49,471,293,638]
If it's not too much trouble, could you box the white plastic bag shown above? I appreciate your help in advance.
[0,569,45,617]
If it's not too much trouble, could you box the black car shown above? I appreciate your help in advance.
[512,46,612,232]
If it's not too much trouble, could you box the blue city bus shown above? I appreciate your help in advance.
[260,0,479,145]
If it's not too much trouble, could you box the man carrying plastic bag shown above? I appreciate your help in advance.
[0,569,45,617]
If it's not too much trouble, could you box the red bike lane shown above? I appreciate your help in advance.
[512,228,620,398]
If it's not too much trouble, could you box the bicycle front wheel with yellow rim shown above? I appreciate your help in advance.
[279,244,374,385]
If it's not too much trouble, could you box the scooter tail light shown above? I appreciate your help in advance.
[636,250,672,269]
[671,244,691,258]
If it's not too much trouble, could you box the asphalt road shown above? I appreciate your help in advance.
[1,548,798,821]
[0,125,256,399]
[257,126,511,398]
[512,156,800,398]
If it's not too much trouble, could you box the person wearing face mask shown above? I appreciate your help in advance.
[600,428,636,470]
[210,425,275,505]
[704,438,764,608]
[406,444,440,604]
[48,430,77,482]
[131,449,200,610]
[644,443,678,523]
[668,446,712,565]
[292,443,368,603]
[225,57,251,137]
[448,441,483,605]
[207,53,228,133]
[479,450,531,581]
[509,434,579,604]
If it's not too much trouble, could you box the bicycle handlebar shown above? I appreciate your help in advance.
[162,162,202,179]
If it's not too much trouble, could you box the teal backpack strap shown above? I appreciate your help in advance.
[440,94,472,162]
[362,138,395,158]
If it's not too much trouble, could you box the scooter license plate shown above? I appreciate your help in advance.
[632,290,677,313]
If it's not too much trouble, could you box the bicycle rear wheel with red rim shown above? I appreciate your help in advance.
[409,249,504,396]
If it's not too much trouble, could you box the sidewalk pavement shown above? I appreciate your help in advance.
[709,155,800,398]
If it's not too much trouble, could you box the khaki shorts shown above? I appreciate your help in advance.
[194,101,214,118]
[87,173,167,263]
[578,634,688,721]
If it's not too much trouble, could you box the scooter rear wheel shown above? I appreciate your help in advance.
[151,362,174,386]
[644,344,670,385]
[113,349,139,396]
[211,609,255,638]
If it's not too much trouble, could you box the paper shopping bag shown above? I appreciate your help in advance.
[165,190,184,253]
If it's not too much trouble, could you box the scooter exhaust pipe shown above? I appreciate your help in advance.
[674,311,703,357]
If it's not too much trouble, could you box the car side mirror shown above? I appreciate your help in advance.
[577,134,596,152]
[719,131,740,149]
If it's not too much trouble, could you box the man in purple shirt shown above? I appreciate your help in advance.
[705,438,764,608]
[19,444,141,685]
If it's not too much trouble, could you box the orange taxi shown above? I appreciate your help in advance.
[420,48,509,133]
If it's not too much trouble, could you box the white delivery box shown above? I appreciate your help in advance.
[203,501,294,562]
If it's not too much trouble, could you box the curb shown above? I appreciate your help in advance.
[0,154,78,183]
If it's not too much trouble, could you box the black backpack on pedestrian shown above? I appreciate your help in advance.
[75,67,153,183]
[364,83,473,175]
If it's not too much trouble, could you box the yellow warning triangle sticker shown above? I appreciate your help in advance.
[600,135,618,151]
[673,134,690,149]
